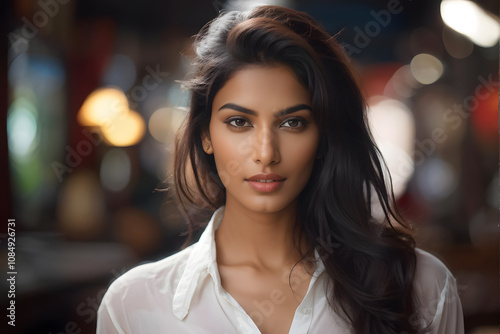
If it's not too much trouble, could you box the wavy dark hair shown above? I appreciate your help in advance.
[171,5,430,334]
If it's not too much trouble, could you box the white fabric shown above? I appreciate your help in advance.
[97,206,464,333]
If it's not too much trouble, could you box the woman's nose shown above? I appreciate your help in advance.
[251,128,280,166]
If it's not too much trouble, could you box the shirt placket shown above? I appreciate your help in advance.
[287,279,316,333]
[208,264,262,334]
[289,251,324,334]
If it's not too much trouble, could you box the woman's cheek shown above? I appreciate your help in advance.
[284,134,317,161]
[225,159,243,177]
[213,137,245,187]
[236,135,254,156]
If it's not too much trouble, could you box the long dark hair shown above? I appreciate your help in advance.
[171,5,430,334]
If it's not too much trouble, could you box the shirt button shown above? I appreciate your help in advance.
[301,307,312,315]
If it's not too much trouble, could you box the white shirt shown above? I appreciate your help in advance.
[97,206,465,333]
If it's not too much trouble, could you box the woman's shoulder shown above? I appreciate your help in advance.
[97,244,200,332]
[105,244,195,296]
[411,248,464,332]
[413,247,455,290]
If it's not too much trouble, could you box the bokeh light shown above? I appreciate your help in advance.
[440,0,500,47]
[367,98,415,197]
[57,170,106,240]
[100,148,132,192]
[442,26,474,59]
[470,80,499,149]
[415,157,457,201]
[410,53,444,85]
[101,109,146,146]
[8,54,29,87]
[7,98,39,160]
[367,98,415,221]
[148,107,187,144]
[384,65,421,98]
[77,87,129,127]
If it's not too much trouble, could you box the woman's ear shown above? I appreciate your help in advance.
[201,130,213,155]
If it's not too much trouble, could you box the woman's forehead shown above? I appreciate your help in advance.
[212,65,312,110]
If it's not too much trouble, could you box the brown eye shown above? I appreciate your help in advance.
[234,119,247,127]
[225,117,251,128]
[281,118,305,129]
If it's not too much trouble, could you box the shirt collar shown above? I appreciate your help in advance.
[172,205,326,320]
[172,206,225,320]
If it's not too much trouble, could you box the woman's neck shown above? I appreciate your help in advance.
[214,197,310,272]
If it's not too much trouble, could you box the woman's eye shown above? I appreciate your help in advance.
[225,117,307,130]
[227,118,251,128]
[281,119,304,129]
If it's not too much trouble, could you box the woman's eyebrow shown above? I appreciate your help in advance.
[217,103,312,117]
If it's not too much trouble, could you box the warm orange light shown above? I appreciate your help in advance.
[101,109,145,147]
[148,107,187,143]
[77,87,129,127]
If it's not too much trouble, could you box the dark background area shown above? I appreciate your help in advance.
[2,0,499,333]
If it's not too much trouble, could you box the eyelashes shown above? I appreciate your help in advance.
[224,117,309,131]
[226,118,251,128]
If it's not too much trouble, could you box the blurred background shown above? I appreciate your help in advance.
[1,0,498,333]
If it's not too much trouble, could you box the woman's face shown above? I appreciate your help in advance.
[204,64,320,213]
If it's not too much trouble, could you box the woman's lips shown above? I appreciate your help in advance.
[245,174,286,192]
[246,173,285,181]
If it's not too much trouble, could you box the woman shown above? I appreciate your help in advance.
[97,5,464,334]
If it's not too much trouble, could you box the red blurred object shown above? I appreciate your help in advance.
[360,63,402,98]
[470,79,499,149]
